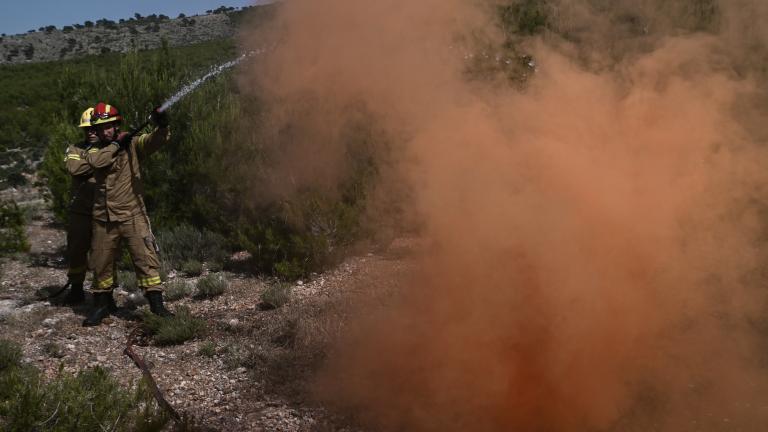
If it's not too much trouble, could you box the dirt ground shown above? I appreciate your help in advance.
[0,184,415,431]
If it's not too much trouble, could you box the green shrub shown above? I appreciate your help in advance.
[181,259,203,276]
[5,171,27,187]
[0,200,28,257]
[498,0,551,36]
[118,247,133,270]
[38,122,78,223]
[0,339,168,431]
[156,224,228,270]
[142,306,205,346]
[197,341,216,358]
[164,279,190,301]
[42,342,64,359]
[118,270,137,291]
[260,282,293,309]
[207,260,224,273]
[159,260,171,281]
[0,339,22,371]
[194,274,228,299]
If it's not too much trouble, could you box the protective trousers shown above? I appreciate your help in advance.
[66,212,92,284]
[91,215,162,293]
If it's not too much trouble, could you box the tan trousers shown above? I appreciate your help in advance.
[90,215,162,293]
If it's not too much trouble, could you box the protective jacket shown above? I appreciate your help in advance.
[65,143,96,215]
[85,128,170,222]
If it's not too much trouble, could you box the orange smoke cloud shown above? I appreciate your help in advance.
[240,0,768,430]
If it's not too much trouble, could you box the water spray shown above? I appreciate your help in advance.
[159,47,268,112]
[124,48,269,139]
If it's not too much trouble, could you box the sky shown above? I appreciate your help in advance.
[0,0,268,36]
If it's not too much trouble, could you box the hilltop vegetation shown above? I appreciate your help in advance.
[0,5,273,65]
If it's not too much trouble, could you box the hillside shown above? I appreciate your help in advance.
[0,6,267,65]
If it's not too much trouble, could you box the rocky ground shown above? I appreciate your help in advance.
[0,184,415,431]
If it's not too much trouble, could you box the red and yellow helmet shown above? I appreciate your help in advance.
[78,107,94,128]
[91,102,122,126]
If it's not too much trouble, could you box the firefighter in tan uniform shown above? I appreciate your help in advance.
[61,107,100,304]
[83,102,173,326]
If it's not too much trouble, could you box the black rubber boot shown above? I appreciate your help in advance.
[146,291,174,318]
[62,282,85,304]
[108,295,118,312]
[83,292,113,327]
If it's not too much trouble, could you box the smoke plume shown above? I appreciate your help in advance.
[240,0,768,430]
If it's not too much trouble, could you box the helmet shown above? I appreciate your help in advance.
[78,107,94,128]
[91,102,122,125]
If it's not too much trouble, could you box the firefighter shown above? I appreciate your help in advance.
[61,107,100,304]
[82,102,173,326]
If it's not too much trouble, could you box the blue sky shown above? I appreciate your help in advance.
[0,1,270,36]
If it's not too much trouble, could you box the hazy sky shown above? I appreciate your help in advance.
[0,0,268,36]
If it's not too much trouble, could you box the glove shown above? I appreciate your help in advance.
[113,132,131,150]
[150,107,169,128]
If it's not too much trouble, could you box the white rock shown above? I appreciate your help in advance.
[0,299,20,318]
[127,292,147,305]
[19,303,44,314]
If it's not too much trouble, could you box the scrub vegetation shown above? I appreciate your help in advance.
[141,306,207,346]
[0,339,170,431]
[0,200,28,257]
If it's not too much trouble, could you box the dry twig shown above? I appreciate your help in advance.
[123,327,182,423]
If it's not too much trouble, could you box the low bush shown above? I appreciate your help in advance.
[118,247,133,270]
[260,282,293,309]
[156,225,228,271]
[207,260,224,273]
[118,270,137,291]
[42,342,64,359]
[160,260,172,281]
[181,259,203,276]
[498,0,551,36]
[197,341,216,358]
[0,200,28,257]
[5,171,27,188]
[142,306,205,346]
[194,274,228,299]
[0,339,22,371]
[164,279,191,301]
[0,339,169,431]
